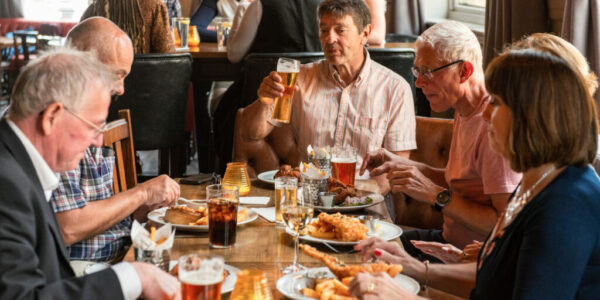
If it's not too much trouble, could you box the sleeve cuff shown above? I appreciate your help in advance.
[112,262,142,300]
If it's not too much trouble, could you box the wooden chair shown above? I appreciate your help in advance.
[103,109,137,193]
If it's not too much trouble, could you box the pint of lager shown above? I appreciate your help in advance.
[271,58,300,124]
[273,176,298,222]
[331,147,358,187]
[179,254,225,300]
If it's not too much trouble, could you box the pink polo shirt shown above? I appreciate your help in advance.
[443,96,522,248]
[290,50,417,166]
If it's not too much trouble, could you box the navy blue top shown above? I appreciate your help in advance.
[471,165,600,299]
[190,0,218,42]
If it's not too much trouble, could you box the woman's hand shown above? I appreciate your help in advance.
[349,272,419,300]
[412,240,482,264]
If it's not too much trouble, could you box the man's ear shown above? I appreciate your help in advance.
[361,24,372,45]
[39,102,64,136]
[459,61,474,83]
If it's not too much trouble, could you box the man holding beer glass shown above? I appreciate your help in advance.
[240,0,416,190]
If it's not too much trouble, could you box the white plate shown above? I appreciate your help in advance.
[288,220,403,246]
[314,193,385,212]
[257,170,277,184]
[169,261,240,294]
[276,267,420,299]
[147,206,258,232]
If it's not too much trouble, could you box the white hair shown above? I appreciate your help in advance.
[416,21,482,72]
[8,46,117,120]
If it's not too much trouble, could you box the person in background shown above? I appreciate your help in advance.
[361,21,521,260]
[163,0,182,20]
[351,48,600,300]
[190,0,248,43]
[364,0,385,45]
[51,17,179,264]
[226,0,322,63]
[0,47,180,300]
[82,0,175,54]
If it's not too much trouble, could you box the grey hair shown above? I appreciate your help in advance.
[318,0,371,32]
[7,46,117,120]
[416,21,482,71]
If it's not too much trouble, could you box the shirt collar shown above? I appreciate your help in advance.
[6,120,59,201]
[327,47,371,87]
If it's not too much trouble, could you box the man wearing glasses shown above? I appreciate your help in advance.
[50,17,179,264]
[361,21,521,261]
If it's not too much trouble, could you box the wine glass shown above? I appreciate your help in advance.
[281,184,314,274]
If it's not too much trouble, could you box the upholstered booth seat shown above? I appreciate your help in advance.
[234,114,453,228]
[108,53,192,179]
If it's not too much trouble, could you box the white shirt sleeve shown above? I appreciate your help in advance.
[112,262,142,300]
[226,0,262,63]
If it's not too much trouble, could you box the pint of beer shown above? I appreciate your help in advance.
[273,176,298,222]
[179,254,224,300]
[331,147,358,187]
[271,58,300,124]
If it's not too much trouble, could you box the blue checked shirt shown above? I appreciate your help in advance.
[163,0,182,19]
[50,146,132,262]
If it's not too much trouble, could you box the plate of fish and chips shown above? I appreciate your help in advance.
[286,212,402,246]
[276,245,419,299]
[147,204,258,232]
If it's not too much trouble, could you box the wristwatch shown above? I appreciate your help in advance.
[434,189,451,212]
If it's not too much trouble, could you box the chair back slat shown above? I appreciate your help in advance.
[103,109,137,193]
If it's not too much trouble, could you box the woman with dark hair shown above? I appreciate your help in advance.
[348,50,600,299]
[82,0,175,54]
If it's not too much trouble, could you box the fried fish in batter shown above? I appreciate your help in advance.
[317,212,368,241]
[299,244,403,279]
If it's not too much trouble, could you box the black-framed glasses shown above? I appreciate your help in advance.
[411,59,465,80]
[65,107,108,138]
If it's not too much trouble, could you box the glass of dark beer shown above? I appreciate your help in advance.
[206,184,239,248]
[179,254,224,300]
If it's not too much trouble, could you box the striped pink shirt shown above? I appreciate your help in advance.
[289,51,416,165]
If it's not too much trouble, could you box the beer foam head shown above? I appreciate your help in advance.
[179,271,222,286]
[331,157,357,164]
[277,58,300,73]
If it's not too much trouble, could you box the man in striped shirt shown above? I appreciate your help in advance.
[240,0,416,189]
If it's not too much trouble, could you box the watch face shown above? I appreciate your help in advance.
[436,190,451,205]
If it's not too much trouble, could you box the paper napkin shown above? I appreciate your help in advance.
[239,196,270,205]
[253,207,276,222]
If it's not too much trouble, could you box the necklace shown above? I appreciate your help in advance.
[503,165,556,225]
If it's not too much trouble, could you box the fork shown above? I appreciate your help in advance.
[322,242,357,254]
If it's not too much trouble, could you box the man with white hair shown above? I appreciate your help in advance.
[361,21,521,261]
[0,48,179,299]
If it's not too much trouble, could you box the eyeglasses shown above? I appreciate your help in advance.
[65,107,108,138]
[411,60,465,80]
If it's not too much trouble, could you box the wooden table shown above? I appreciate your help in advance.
[126,178,464,299]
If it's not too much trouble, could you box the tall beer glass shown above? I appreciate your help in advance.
[273,176,297,223]
[179,254,224,300]
[331,146,357,186]
[270,58,300,124]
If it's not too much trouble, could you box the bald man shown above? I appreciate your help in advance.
[50,17,179,263]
